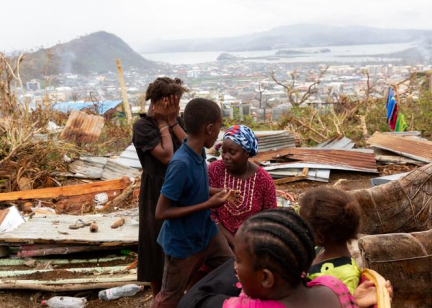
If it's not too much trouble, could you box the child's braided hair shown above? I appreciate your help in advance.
[239,208,315,288]
[299,187,361,244]
[145,77,187,104]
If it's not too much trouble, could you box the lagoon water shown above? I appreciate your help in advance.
[142,42,413,65]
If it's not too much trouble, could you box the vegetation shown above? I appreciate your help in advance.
[19,31,156,80]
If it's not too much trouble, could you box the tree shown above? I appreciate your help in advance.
[271,66,328,107]
[256,81,267,109]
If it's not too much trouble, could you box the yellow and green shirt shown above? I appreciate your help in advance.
[308,256,360,295]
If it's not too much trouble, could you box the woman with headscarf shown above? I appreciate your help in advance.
[208,125,277,249]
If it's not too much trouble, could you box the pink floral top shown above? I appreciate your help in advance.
[208,160,277,235]
[223,276,358,308]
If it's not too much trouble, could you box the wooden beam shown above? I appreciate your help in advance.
[0,177,131,202]
[274,175,307,185]
[116,59,133,125]
[0,278,149,291]
[273,167,309,185]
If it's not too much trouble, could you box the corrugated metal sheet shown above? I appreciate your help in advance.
[255,131,296,152]
[367,132,432,163]
[370,172,410,187]
[101,159,140,180]
[53,100,122,115]
[68,157,108,179]
[67,157,140,180]
[60,109,105,144]
[263,162,374,173]
[0,213,138,246]
[255,148,378,173]
[268,168,330,182]
[116,144,142,169]
[316,136,356,149]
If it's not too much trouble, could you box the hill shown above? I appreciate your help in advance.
[139,24,432,53]
[20,31,156,79]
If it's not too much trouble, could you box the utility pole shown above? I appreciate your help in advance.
[116,59,133,125]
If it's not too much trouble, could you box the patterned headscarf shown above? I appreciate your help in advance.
[223,125,259,157]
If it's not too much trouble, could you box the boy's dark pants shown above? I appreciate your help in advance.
[151,231,234,308]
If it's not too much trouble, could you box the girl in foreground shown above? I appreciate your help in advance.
[226,208,356,307]
[179,208,392,308]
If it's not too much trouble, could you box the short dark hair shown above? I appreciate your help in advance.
[184,98,221,135]
[145,77,187,103]
[239,208,315,288]
[299,187,361,244]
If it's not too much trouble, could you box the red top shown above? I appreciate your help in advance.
[209,160,277,235]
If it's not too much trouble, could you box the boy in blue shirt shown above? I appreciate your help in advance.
[151,98,234,307]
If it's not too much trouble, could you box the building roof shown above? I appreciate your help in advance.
[52,100,122,114]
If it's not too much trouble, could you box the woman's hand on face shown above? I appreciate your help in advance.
[207,189,232,209]
[166,95,180,125]
[152,102,168,125]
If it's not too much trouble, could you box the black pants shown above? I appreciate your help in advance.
[177,257,240,308]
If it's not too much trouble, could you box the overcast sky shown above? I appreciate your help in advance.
[3,0,432,52]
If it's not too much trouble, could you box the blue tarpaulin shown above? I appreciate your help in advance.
[52,100,122,115]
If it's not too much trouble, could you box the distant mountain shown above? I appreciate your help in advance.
[20,31,156,80]
[140,24,432,53]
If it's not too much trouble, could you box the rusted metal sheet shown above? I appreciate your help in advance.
[253,148,378,173]
[367,132,432,163]
[60,109,105,144]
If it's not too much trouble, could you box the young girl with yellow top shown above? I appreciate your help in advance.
[299,187,362,295]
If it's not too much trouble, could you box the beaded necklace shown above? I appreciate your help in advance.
[223,164,257,216]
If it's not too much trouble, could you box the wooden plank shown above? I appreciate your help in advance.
[116,59,133,125]
[0,266,128,277]
[0,280,148,291]
[273,167,309,185]
[274,176,307,185]
[0,177,131,202]
[0,213,138,245]
[0,256,127,266]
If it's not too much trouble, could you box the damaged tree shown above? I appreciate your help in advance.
[271,66,328,108]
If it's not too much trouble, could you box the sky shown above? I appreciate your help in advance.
[3,0,432,52]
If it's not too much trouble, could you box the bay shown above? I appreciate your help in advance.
[141,42,414,65]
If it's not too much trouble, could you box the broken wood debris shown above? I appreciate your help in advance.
[273,168,309,185]
[0,213,137,246]
[0,177,131,202]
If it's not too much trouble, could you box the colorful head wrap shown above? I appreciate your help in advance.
[223,125,259,157]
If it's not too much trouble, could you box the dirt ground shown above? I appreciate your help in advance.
[0,163,419,307]
[0,289,153,308]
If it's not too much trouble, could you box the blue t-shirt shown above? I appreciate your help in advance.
[157,141,218,258]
